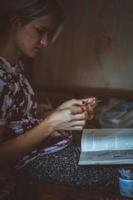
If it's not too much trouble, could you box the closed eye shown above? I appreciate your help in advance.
[36,28,48,35]
[36,26,57,43]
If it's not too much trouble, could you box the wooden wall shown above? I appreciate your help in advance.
[32,0,133,92]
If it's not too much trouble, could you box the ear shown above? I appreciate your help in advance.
[10,16,22,29]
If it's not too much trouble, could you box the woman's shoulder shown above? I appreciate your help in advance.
[0,58,7,71]
[0,57,14,84]
[0,61,15,97]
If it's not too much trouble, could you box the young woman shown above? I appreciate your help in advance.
[0,0,117,196]
[0,0,96,199]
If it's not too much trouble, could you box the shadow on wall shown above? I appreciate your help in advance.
[33,0,133,91]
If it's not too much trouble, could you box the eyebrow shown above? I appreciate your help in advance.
[39,26,56,35]
[38,27,49,31]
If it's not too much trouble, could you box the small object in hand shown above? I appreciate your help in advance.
[81,97,96,111]
[81,97,100,120]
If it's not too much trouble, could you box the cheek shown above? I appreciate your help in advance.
[16,29,39,51]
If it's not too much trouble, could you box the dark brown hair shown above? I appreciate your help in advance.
[0,0,64,33]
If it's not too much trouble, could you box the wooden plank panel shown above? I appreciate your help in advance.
[32,0,133,91]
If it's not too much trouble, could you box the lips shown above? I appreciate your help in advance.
[35,47,41,50]
[33,47,41,53]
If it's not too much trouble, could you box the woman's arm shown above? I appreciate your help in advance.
[0,120,54,167]
[0,100,86,167]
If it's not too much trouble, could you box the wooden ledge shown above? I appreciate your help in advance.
[33,85,133,100]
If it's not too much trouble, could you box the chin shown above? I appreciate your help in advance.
[25,52,39,58]
[21,47,40,58]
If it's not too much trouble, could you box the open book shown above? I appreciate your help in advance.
[79,128,133,165]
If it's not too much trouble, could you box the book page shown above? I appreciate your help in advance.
[81,128,133,152]
[79,150,133,165]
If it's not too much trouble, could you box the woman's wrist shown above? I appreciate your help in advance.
[32,118,55,142]
[41,117,56,136]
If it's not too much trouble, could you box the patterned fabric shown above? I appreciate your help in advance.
[18,133,119,193]
[0,56,71,198]
[0,57,40,136]
[16,131,72,169]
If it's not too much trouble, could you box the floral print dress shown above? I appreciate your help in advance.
[0,56,71,199]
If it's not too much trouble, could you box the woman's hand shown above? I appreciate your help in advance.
[57,97,97,120]
[45,99,87,131]
[81,97,97,120]
[57,99,83,111]
[44,98,97,131]
[44,108,86,131]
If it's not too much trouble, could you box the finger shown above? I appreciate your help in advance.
[80,105,86,112]
[71,112,86,121]
[81,103,93,113]
[64,126,84,131]
[70,120,86,127]
[57,99,84,110]
[85,111,89,120]
[81,98,96,111]
[82,97,96,104]
[70,99,84,107]
[85,104,93,112]
[71,105,83,114]
[60,99,83,107]
[90,99,97,108]
[70,126,84,131]
[87,113,94,120]
[56,126,84,131]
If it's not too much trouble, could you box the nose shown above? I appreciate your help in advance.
[40,33,49,48]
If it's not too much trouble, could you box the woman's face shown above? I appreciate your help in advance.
[13,15,59,58]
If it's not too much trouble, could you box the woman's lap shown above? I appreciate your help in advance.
[17,134,120,191]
